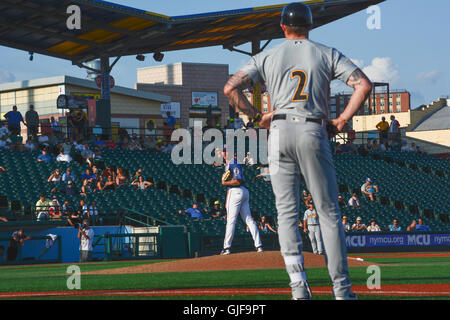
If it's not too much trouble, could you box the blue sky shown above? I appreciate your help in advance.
[0,0,448,108]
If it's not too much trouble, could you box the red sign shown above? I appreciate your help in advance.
[95,75,115,89]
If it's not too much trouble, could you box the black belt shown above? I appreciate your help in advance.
[272,114,323,124]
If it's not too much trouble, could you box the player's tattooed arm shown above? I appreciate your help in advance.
[331,69,372,131]
[224,71,259,119]
[346,69,372,90]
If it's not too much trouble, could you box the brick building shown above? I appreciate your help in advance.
[136,62,230,128]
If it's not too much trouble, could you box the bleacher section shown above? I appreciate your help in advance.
[0,144,448,234]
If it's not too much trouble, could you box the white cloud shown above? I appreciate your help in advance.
[362,57,399,83]
[0,70,15,83]
[416,70,443,85]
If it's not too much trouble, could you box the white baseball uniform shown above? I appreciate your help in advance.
[223,158,262,251]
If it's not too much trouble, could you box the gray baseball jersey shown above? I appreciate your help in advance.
[241,38,359,299]
[241,39,358,119]
[303,209,319,225]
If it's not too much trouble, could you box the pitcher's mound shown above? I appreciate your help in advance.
[85,251,375,275]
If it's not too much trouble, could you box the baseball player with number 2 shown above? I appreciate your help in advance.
[220,149,263,255]
[224,2,372,300]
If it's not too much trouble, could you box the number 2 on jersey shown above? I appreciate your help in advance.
[291,70,308,102]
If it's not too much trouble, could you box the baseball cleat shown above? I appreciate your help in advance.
[256,246,264,253]
[335,291,358,300]
[220,248,231,255]
[292,281,313,300]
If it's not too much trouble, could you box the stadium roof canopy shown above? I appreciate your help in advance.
[0,0,385,65]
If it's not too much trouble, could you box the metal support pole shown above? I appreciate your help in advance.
[251,40,262,112]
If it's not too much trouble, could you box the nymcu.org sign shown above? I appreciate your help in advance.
[346,234,450,248]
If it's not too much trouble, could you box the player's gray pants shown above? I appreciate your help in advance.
[223,186,262,250]
[307,225,325,254]
[268,115,352,298]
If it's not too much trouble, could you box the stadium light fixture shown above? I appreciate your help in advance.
[153,52,164,62]
[29,51,34,61]
[136,54,145,61]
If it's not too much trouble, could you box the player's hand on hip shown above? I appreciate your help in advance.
[259,110,277,130]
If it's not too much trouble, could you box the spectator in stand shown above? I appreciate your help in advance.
[105,139,117,149]
[259,216,277,234]
[347,193,361,209]
[154,139,164,152]
[376,116,390,144]
[37,149,52,163]
[25,104,39,139]
[102,165,116,180]
[162,141,174,153]
[102,175,116,191]
[243,152,256,166]
[361,178,379,201]
[48,199,62,219]
[37,133,50,148]
[61,138,73,154]
[301,189,311,206]
[209,201,226,219]
[6,229,31,262]
[115,168,127,188]
[364,139,374,152]
[0,166,5,175]
[389,115,401,146]
[24,137,37,151]
[0,136,12,150]
[78,219,94,262]
[213,147,224,167]
[95,175,104,191]
[166,111,176,129]
[81,168,96,184]
[388,218,402,232]
[335,140,357,154]
[56,149,72,163]
[0,121,10,138]
[0,215,8,222]
[371,139,381,152]
[337,194,347,208]
[342,216,351,232]
[367,219,381,232]
[81,143,95,164]
[61,200,73,217]
[77,199,89,221]
[407,218,431,231]
[81,178,94,196]
[180,202,206,219]
[50,116,61,140]
[64,181,79,196]
[36,194,51,221]
[401,140,412,152]
[93,136,106,148]
[255,165,271,182]
[143,135,157,151]
[48,168,62,193]
[4,105,25,136]
[379,141,390,152]
[89,201,101,226]
[134,168,146,181]
[68,209,82,228]
[352,217,367,232]
[91,165,101,177]
[131,175,152,190]
[62,168,75,183]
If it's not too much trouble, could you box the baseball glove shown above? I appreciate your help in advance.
[222,169,232,182]
[326,121,340,139]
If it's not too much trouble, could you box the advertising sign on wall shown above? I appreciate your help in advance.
[192,92,218,108]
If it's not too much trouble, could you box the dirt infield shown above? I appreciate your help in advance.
[85,251,377,275]
[1,284,449,299]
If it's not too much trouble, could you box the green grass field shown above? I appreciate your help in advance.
[0,253,449,300]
